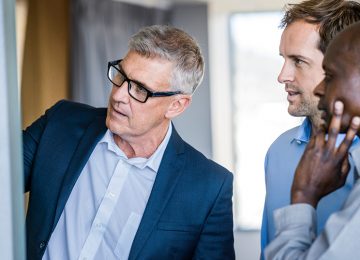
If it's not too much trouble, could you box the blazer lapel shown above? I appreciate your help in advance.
[52,115,107,231]
[129,127,186,260]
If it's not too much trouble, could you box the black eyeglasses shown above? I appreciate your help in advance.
[107,59,182,103]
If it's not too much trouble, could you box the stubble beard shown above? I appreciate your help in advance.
[288,97,322,129]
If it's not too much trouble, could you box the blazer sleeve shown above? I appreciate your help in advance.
[23,100,65,192]
[193,172,235,260]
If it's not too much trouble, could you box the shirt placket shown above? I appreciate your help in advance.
[78,159,129,260]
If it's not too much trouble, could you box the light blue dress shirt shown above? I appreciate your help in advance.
[43,124,172,260]
[260,117,359,259]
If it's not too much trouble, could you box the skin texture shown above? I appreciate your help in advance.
[278,20,325,131]
[291,23,360,208]
[106,51,191,158]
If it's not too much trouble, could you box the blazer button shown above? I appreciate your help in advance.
[39,241,46,249]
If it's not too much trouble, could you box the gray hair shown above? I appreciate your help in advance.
[129,25,204,94]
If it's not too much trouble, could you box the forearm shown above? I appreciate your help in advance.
[265,204,316,260]
[23,100,65,191]
[23,117,46,191]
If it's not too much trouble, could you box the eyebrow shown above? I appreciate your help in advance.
[118,62,153,90]
[322,63,336,74]
[288,54,311,63]
[280,51,311,60]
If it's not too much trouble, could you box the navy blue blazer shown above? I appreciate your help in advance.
[23,100,235,260]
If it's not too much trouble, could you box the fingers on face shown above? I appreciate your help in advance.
[340,157,350,176]
[338,116,360,156]
[326,101,343,149]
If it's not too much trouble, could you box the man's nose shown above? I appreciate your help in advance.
[277,62,294,84]
[112,80,130,102]
[314,80,325,97]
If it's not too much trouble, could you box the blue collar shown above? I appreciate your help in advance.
[293,117,311,144]
[292,117,360,147]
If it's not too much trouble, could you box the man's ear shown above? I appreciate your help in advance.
[165,95,192,119]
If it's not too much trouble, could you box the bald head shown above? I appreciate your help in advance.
[326,21,360,67]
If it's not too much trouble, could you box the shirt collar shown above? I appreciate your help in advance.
[145,123,172,172]
[292,117,311,144]
[99,124,172,172]
[291,117,360,147]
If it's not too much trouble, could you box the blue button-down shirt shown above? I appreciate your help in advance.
[260,117,359,259]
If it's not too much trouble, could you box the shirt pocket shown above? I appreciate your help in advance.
[114,212,142,259]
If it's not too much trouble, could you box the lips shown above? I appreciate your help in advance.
[320,110,327,120]
[317,101,326,117]
[317,104,329,127]
[287,91,299,96]
[285,85,301,101]
[286,89,301,102]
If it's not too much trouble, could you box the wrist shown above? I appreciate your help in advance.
[291,189,319,208]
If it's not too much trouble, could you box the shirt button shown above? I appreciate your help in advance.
[297,140,301,144]
[96,223,104,229]
[39,241,46,249]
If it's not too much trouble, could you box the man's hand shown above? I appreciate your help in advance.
[291,101,360,208]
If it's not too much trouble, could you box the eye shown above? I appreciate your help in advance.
[294,58,304,67]
[114,72,124,82]
[324,73,332,83]
[111,70,126,86]
[132,82,148,95]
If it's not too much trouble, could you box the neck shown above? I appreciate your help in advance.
[113,122,170,159]
[309,114,322,137]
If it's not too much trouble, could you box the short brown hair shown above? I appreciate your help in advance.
[281,0,360,53]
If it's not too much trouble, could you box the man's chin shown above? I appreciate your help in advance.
[287,104,304,117]
[287,110,304,117]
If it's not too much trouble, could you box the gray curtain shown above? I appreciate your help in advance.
[70,0,171,107]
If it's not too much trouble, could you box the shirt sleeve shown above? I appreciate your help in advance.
[260,150,270,259]
[264,203,316,260]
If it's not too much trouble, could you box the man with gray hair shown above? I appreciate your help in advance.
[23,25,235,260]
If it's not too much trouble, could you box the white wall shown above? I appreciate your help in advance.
[208,0,292,174]
[206,2,290,259]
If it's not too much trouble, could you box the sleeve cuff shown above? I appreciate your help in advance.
[274,203,316,232]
